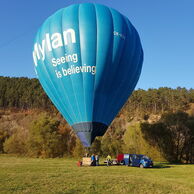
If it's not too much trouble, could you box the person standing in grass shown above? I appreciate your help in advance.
[91,154,96,166]
[106,155,112,166]
[95,155,99,166]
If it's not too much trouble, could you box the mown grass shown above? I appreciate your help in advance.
[0,155,194,194]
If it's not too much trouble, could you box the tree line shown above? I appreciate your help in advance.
[0,76,52,110]
[125,87,194,119]
[1,76,194,114]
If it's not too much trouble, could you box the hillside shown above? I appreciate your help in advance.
[0,76,194,163]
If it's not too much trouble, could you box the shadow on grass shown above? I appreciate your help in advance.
[168,163,194,166]
[152,163,171,169]
[90,163,171,169]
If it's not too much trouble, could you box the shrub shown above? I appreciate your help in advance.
[27,113,67,158]
[4,132,27,155]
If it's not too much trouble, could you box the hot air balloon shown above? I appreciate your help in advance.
[32,3,143,147]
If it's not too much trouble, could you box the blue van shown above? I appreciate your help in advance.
[123,154,153,168]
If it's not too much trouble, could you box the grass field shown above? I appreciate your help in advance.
[0,155,194,194]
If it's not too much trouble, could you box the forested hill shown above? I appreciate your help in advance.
[1,76,194,163]
[0,76,52,110]
[1,76,194,117]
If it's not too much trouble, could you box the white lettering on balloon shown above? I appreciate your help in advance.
[32,28,76,66]
[33,29,125,79]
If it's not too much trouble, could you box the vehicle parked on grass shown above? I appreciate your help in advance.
[117,154,153,168]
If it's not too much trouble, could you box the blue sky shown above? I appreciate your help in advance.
[0,0,193,89]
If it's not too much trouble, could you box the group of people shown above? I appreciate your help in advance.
[84,153,112,166]
[91,154,99,166]
[90,154,112,166]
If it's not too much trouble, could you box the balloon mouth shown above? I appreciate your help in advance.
[72,122,108,147]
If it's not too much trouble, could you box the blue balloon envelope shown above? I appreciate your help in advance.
[32,3,143,147]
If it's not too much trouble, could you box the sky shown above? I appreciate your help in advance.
[0,0,193,90]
